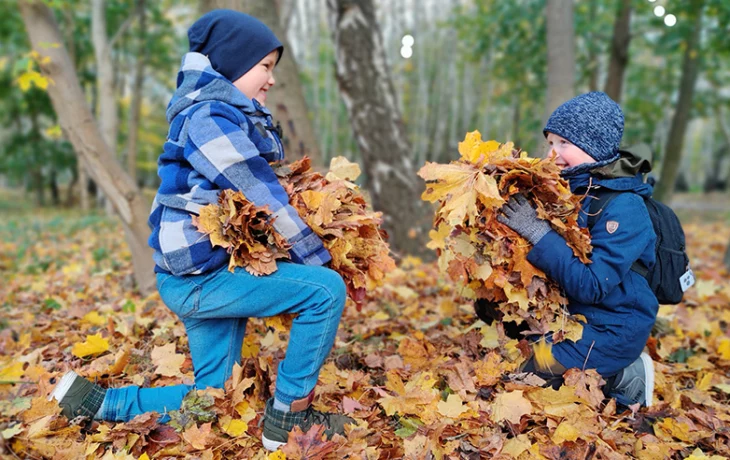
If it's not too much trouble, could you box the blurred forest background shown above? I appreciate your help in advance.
[1,0,729,285]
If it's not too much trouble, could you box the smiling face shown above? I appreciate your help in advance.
[232,50,278,105]
[546,132,596,170]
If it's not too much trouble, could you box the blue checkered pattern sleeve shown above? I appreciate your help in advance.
[185,102,331,266]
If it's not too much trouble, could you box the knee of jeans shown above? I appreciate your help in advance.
[322,269,347,313]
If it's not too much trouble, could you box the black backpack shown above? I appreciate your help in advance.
[588,190,694,304]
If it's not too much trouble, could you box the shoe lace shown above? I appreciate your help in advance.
[303,407,334,428]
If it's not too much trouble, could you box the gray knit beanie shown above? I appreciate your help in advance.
[544,91,624,175]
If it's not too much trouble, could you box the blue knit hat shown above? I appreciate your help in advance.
[188,10,283,83]
[544,91,624,175]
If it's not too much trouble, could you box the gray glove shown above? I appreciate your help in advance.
[497,194,551,245]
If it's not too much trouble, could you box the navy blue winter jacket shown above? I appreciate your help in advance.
[527,151,659,376]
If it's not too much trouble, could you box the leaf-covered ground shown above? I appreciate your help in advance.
[1,204,730,459]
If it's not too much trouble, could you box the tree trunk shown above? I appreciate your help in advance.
[92,0,119,216]
[587,0,599,92]
[604,0,632,103]
[19,0,156,295]
[126,0,146,183]
[725,238,730,271]
[92,0,118,156]
[326,0,432,258]
[542,0,575,126]
[200,0,323,165]
[653,1,704,204]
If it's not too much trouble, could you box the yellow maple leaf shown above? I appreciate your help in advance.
[427,224,451,250]
[326,156,361,181]
[504,282,530,311]
[150,343,185,377]
[502,434,531,458]
[300,190,325,210]
[552,421,581,444]
[139,454,151,460]
[654,418,695,443]
[490,390,533,424]
[0,361,24,381]
[71,333,109,358]
[437,394,468,418]
[82,311,106,326]
[219,415,248,437]
[458,131,500,166]
[479,323,500,349]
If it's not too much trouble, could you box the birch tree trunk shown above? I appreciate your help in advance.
[126,0,146,183]
[92,0,118,158]
[19,0,156,295]
[200,0,323,165]
[653,1,704,204]
[327,0,431,258]
[542,0,575,126]
[62,5,90,210]
[604,0,632,103]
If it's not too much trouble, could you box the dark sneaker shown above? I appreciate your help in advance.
[606,352,654,407]
[48,371,107,425]
[261,396,355,451]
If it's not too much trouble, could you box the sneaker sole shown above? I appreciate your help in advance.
[262,434,286,451]
[640,352,654,407]
[48,372,78,402]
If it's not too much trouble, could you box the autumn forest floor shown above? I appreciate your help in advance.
[1,190,730,459]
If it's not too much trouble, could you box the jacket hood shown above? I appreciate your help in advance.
[591,144,653,179]
[566,146,654,198]
[166,52,269,123]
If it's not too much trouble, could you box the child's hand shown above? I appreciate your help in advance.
[497,194,551,245]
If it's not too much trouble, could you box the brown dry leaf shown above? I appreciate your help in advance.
[281,425,336,459]
[490,390,533,424]
[562,368,606,408]
[182,422,214,451]
[150,343,185,378]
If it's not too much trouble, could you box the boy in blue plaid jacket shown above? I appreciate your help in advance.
[51,10,352,450]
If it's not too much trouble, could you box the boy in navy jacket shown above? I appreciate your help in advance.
[494,91,657,407]
[50,10,352,450]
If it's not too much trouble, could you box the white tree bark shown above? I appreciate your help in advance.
[19,0,156,295]
[542,0,575,127]
[92,0,118,156]
[126,0,146,183]
[327,0,432,258]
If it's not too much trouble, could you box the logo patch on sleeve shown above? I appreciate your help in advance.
[606,220,619,234]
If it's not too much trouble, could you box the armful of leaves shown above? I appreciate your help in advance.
[418,131,592,343]
[192,190,291,276]
[193,157,396,310]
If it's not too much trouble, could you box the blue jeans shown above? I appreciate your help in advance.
[101,262,346,422]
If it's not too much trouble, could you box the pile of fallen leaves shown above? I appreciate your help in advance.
[418,131,592,343]
[2,197,730,459]
[193,191,291,276]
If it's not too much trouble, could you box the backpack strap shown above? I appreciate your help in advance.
[586,189,648,277]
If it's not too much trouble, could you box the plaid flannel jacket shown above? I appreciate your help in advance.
[148,53,330,275]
